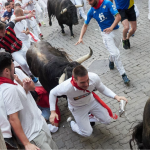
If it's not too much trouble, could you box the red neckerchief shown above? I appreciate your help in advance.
[93,0,104,9]
[0,77,17,85]
[71,76,118,120]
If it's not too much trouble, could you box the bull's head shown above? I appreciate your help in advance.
[59,47,93,84]
[60,3,84,14]
[60,3,84,25]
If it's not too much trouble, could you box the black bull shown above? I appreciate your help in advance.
[130,98,150,149]
[26,41,93,92]
[47,0,83,37]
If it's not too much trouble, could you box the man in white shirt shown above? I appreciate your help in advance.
[11,6,39,48]
[0,52,57,150]
[49,65,128,137]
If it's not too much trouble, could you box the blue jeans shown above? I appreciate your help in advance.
[38,106,50,121]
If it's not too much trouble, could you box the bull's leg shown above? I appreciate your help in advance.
[69,25,74,37]
[49,17,52,26]
[59,23,65,35]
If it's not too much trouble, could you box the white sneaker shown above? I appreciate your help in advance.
[47,124,58,133]
[67,116,73,127]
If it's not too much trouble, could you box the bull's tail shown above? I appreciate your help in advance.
[129,121,144,150]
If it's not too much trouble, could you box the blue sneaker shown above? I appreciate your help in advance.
[122,74,130,84]
[109,61,114,70]
[31,76,38,83]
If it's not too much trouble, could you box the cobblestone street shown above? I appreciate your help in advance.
[40,0,150,149]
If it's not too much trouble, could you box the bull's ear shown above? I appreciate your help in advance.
[60,8,67,14]
[75,3,84,8]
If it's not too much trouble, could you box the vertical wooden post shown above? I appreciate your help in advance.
[0,128,7,150]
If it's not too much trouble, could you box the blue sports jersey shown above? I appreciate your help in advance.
[2,9,14,21]
[115,0,134,10]
[85,0,119,32]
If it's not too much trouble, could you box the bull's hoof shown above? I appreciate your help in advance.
[62,33,65,36]
[49,22,52,26]
[71,35,75,38]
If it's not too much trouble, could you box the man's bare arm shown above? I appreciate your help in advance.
[9,112,40,150]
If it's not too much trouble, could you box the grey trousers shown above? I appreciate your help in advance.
[30,120,58,150]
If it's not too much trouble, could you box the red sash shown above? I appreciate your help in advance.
[30,32,38,42]
[71,76,118,120]
[0,77,17,85]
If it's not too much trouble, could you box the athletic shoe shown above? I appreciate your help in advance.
[126,39,130,49]
[122,40,129,49]
[39,33,43,38]
[122,74,130,84]
[41,21,46,26]
[31,76,38,83]
[90,122,95,127]
[67,116,73,127]
[109,61,114,70]
[38,23,41,27]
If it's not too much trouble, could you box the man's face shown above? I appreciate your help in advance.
[0,29,6,37]
[74,74,89,90]
[5,5,12,12]
[10,2,14,9]
[87,0,98,7]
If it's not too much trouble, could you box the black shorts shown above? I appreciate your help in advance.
[118,5,136,22]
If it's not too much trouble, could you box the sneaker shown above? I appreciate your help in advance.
[109,61,114,70]
[39,33,43,38]
[41,21,46,26]
[122,74,130,84]
[31,76,38,83]
[38,23,41,27]
[126,39,130,49]
[122,40,129,49]
[90,122,95,127]
[67,116,73,127]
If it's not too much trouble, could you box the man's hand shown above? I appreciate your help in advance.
[22,78,33,93]
[27,11,35,20]
[75,38,84,45]
[14,74,23,86]
[103,27,113,34]
[49,111,59,126]
[114,95,128,103]
[25,142,40,150]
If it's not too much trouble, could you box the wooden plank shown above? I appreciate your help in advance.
[0,128,7,150]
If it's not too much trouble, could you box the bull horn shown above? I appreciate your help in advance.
[75,3,84,8]
[75,47,93,64]
[60,8,67,14]
[59,73,66,84]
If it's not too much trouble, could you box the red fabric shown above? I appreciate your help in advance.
[35,86,60,123]
[93,0,104,9]
[29,32,38,42]
[70,76,118,120]
[0,77,17,85]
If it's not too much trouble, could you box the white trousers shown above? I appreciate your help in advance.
[69,100,111,137]
[71,0,87,20]
[27,17,41,38]
[38,0,47,15]
[101,29,125,76]
[12,44,32,76]
[149,0,150,13]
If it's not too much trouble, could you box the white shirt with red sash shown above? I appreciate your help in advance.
[50,72,116,111]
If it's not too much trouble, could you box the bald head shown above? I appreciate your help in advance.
[14,7,23,16]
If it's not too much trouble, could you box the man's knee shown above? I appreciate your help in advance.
[103,118,111,125]
[81,128,93,137]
